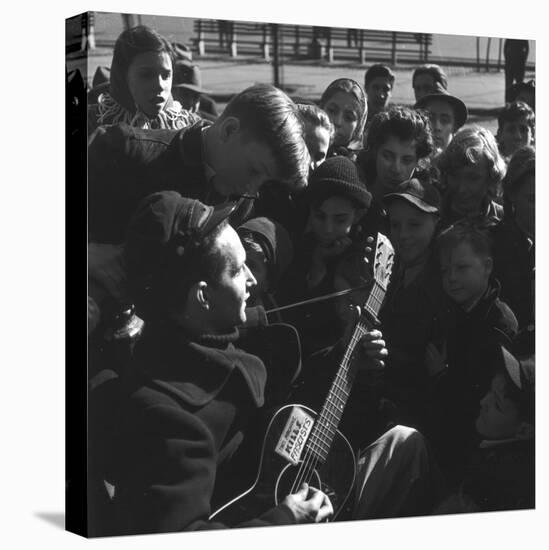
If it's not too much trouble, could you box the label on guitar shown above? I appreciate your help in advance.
[274,407,314,465]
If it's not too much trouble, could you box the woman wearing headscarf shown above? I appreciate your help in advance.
[319,78,368,162]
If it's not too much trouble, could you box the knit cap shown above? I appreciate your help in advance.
[307,156,372,209]
[238,217,294,283]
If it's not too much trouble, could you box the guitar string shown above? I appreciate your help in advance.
[290,316,368,493]
[288,272,389,496]
[290,325,364,494]
[290,329,360,491]
[289,282,384,493]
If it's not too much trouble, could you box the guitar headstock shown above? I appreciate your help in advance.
[372,233,394,291]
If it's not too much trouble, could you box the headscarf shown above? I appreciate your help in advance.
[95,25,200,130]
[320,78,368,151]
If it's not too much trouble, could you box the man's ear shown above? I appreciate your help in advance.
[193,281,210,310]
[219,116,241,143]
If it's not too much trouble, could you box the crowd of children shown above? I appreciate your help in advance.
[81,24,535,536]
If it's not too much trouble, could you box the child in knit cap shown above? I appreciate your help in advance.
[279,156,372,359]
[237,217,294,314]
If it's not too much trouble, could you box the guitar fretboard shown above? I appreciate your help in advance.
[306,279,385,463]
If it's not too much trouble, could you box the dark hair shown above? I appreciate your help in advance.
[412,64,448,90]
[110,25,175,111]
[362,106,434,178]
[497,101,535,135]
[364,64,396,87]
[130,219,230,320]
[220,84,310,192]
[437,218,493,260]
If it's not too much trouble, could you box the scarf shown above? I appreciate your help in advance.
[96,91,200,130]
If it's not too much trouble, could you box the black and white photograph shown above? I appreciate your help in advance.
[3,1,546,549]
[67,6,540,538]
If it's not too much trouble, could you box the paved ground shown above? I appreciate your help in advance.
[66,13,536,135]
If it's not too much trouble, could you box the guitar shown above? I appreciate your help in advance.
[210,233,395,525]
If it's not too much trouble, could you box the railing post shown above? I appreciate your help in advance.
[498,37,503,71]
[197,20,205,56]
[294,25,300,56]
[485,37,492,72]
[262,24,270,60]
[229,23,237,57]
[476,36,480,72]
[359,29,366,64]
[327,27,333,62]
[81,11,96,51]
[391,32,397,65]
[272,23,281,88]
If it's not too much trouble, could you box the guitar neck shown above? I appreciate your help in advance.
[306,280,385,463]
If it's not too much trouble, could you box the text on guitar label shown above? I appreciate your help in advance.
[274,407,314,465]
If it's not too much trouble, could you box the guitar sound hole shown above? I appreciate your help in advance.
[274,462,327,505]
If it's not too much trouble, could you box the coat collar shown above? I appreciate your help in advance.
[134,322,267,408]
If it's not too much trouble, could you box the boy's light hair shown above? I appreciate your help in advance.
[297,103,335,141]
[437,125,507,199]
[220,84,310,191]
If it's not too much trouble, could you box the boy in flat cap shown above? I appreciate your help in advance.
[377,177,443,431]
[434,345,534,513]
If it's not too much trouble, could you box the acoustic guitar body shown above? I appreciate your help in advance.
[210,404,356,526]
